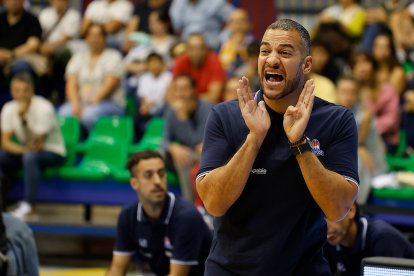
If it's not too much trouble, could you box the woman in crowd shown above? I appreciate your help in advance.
[59,23,125,132]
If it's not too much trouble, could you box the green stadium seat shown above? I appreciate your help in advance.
[129,117,165,153]
[59,139,128,181]
[77,116,134,153]
[372,187,414,200]
[44,116,81,178]
[386,130,414,171]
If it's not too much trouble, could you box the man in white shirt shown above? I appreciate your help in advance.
[0,73,66,219]
[81,0,133,49]
[39,0,81,104]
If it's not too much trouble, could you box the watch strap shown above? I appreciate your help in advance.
[290,136,312,155]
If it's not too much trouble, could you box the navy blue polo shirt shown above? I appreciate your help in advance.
[197,90,359,275]
[113,193,212,276]
[324,216,414,276]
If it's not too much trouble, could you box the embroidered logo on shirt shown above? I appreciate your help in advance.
[310,139,324,156]
[164,236,173,250]
[139,238,148,248]
[251,168,267,175]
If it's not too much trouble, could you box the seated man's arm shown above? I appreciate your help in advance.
[90,75,120,104]
[1,132,26,155]
[14,37,40,58]
[105,254,132,276]
[104,20,125,34]
[201,81,224,104]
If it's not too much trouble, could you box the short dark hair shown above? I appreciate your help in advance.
[11,72,34,88]
[336,73,360,87]
[174,73,196,89]
[84,23,107,38]
[147,52,164,63]
[126,150,164,176]
[267,18,311,56]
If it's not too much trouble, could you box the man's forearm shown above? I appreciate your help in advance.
[296,151,358,221]
[197,133,263,217]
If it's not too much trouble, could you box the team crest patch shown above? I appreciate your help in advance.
[310,139,324,156]
[164,236,173,250]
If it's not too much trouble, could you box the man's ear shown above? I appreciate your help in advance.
[347,204,357,220]
[130,177,139,191]
[302,56,312,74]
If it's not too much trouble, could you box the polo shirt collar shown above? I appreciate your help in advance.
[137,192,176,224]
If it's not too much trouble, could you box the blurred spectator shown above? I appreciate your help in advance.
[0,0,43,105]
[218,8,255,75]
[310,38,347,83]
[106,150,211,276]
[372,29,406,94]
[59,24,125,132]
[350,50,400,152]
[309,73,336,104]
[172,33,226,104]
[222,77,238,102]
[169,0,234,50]
[81,0,133,50]
[0,73,66,220]
[123,0,170,52]
[39,0,81,105]
[335,74,387,204]
[135,52,172,139]
[389,1,414,63]
[324,203,414,276]
[234,40,260,92]
[402,79,414,154]
[123,8,176,96]
[1,212,39,276]
[163,74,212,201]
[361,0,409,53]
[314,0,365,61]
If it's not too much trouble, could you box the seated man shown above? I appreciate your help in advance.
[1,212,39,276]
[163,74,213,201]
[172,33,226,104]
[324,203,414,275]
[0,0,43,106]
[0,73,66,219]
[105,150,212,276]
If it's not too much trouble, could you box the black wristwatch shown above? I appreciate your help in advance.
[289,136,312,155]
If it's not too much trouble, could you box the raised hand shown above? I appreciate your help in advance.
[283,79,315,143]
[237,76,270,143]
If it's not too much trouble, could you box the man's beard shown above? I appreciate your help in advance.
[263,68,304,100]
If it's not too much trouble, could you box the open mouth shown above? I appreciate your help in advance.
[265,72,284,83]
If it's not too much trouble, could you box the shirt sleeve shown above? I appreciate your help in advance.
[65,53,82,77]
[321,108,359,185]
[0,104,13,133]
[170,210,209,265]
[62,10,81,38]
[197,105,235,179]
[28,14,42,39]
[376,85,400,136]
[207,53,226,82]
[109,0,133,24]
[113,208,136,255]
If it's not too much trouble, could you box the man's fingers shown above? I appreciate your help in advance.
[303,79,314,107]
[242,76,253,100]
